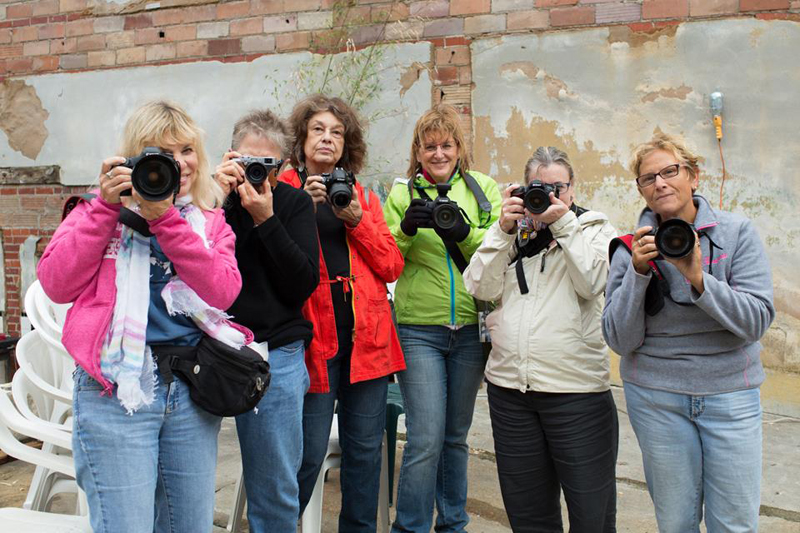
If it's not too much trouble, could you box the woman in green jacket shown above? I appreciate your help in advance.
[383,104,501,532]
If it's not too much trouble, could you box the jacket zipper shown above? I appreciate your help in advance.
[346,235,357,341]
[445,250,456,325]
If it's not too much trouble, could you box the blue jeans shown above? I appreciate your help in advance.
[235,340,309,533]
[298,333,388,532]
[625,382,762,533]
[392,324,488,533]
[72,365,221,533]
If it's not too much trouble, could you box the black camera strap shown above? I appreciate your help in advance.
[119,207,153,237]
[409,183,471,272]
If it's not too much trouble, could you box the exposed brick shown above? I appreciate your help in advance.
[49,37,75,54]
[32,54,58,71]
[435,45,469,65]
[251,0,284,15]
[31,16,50,25]
[177,39,208,57]
[423,17,464,37]
[263,14,297,33]
[410,0,450,18]
[385,19,425,39]
[105,30,134,49]
[58,0,86,12]
[65,18,93,37]
[432,65,458,85]
[207,37,241,55]
[49,14,67,22]
[451,0,491,15]
[596,2,641,23]
[298,11,332,30]
[792,0,800,9]
[32,0,59,16]
[536,0,577,6]
[197,21,229,39]
[7,3,33,19]
[741,0,789,10]
[216,0,250,19]
[276,30,309,50]
[22,39,48,56]
[689,0,737,16]
[492,0,534,12]
[94,15,124,33]
[230,16,263,35]
[334,5,370,25]
[458,65,471,84]
[241,33,275,52]
[0,44,21,58]
[76,32,104,51]
[124,13,152,30]
[290,0,321,11]
[59,52,86,69]
[372,2,409,22]
[151,8,184,26]
[351,23,383,45]
[0,29,9,44]
[116,46,144,64]
[507,9,549,29]
[11,26,37,42]
[579,0,622,2]
[134,28,163,45]
[180,5,217,24]
[145,43,176,61]
[464,13,506,33]
[164,24,196,41]
[642,0,689,19]
[87,49,115,67]
[550,5,595,25]
[38,22,64,39]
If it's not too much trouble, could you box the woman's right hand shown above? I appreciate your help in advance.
[99,157,132,204]
[304,174,328,209]
[632,225,659,275]
[214,150,244,196]
[499,184,525,234]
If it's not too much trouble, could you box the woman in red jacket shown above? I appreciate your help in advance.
[279,94,405,531]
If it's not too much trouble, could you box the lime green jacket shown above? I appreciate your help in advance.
[383,170,501,326]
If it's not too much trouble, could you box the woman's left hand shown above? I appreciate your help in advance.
[665,232,704,294]
[134,190,173,221]
[333,188,362,227]
[528,192,569,225]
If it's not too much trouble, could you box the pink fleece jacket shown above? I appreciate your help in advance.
[37,193,245,393]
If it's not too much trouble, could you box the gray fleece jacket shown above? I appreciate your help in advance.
[602,194,775,395]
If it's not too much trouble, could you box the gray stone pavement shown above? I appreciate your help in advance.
[1,386,798,532]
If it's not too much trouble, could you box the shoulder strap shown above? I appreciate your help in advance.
[609,234,667,316]
[608,234,663,281]
[61,193,97,221]
[119,207,153,237]
[461,171,492,215]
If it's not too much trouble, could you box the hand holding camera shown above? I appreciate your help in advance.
[511,180,569,225]
[100,148,180,219]
[400,184,469,242]
[99,156,132,204]
[633,219,703,290]
[237,178,273,226]
[499,184,526,234]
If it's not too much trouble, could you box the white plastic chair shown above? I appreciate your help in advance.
[0,384,90,532]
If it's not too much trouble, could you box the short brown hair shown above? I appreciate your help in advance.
[287,94,366,174]
[407,103,471,180]
[231,109,291,156]
[629,132,700,182]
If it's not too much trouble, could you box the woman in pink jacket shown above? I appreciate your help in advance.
[37,101,243,533]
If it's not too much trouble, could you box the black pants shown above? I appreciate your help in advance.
[486,382,619,533]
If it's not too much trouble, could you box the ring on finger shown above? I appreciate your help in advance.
[104,171,113,179]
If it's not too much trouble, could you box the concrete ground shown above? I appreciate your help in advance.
[1,385,798,532]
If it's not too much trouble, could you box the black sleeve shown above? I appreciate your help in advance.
[253,188,320,304]
[222,192,254,245]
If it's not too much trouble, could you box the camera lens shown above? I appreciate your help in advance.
[131,156,180,201]
[245,162,267,185]
[655,218,695,259]
[432,203,458,230]
[328,182,352,208]
[524,188,550,214]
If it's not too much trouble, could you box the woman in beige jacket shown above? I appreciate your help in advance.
[464,146,618,533]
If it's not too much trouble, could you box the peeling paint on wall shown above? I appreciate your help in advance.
[0,80,50,161]
[399,62,427,97]
[472,19,800,372]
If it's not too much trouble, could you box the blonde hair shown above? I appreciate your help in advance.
[407,103,471,180]
[629,132,700,182]
[120,100,222,210]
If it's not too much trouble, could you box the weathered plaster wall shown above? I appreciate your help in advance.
[0,41,432,189]
[472,18,800,372]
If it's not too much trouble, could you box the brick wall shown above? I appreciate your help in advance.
[0,0,798,335]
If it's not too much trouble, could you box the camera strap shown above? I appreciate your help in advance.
[409,183,471,272]
[119,207,153,237]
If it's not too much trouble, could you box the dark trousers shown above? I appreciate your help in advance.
[486,382,619,533]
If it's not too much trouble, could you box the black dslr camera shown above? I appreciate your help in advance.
[321,167,356,208]
[512,180,560,214]
[233,156,283,186]
[649,218,696,259]
[119,147,181,202]
[421,183,460,231]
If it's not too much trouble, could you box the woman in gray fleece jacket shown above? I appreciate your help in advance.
[602,133,775,533]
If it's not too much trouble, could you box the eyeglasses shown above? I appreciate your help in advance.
[551,182,571,194]
[636,164,682,188]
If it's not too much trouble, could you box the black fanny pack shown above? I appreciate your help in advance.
[152,336,271,417]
